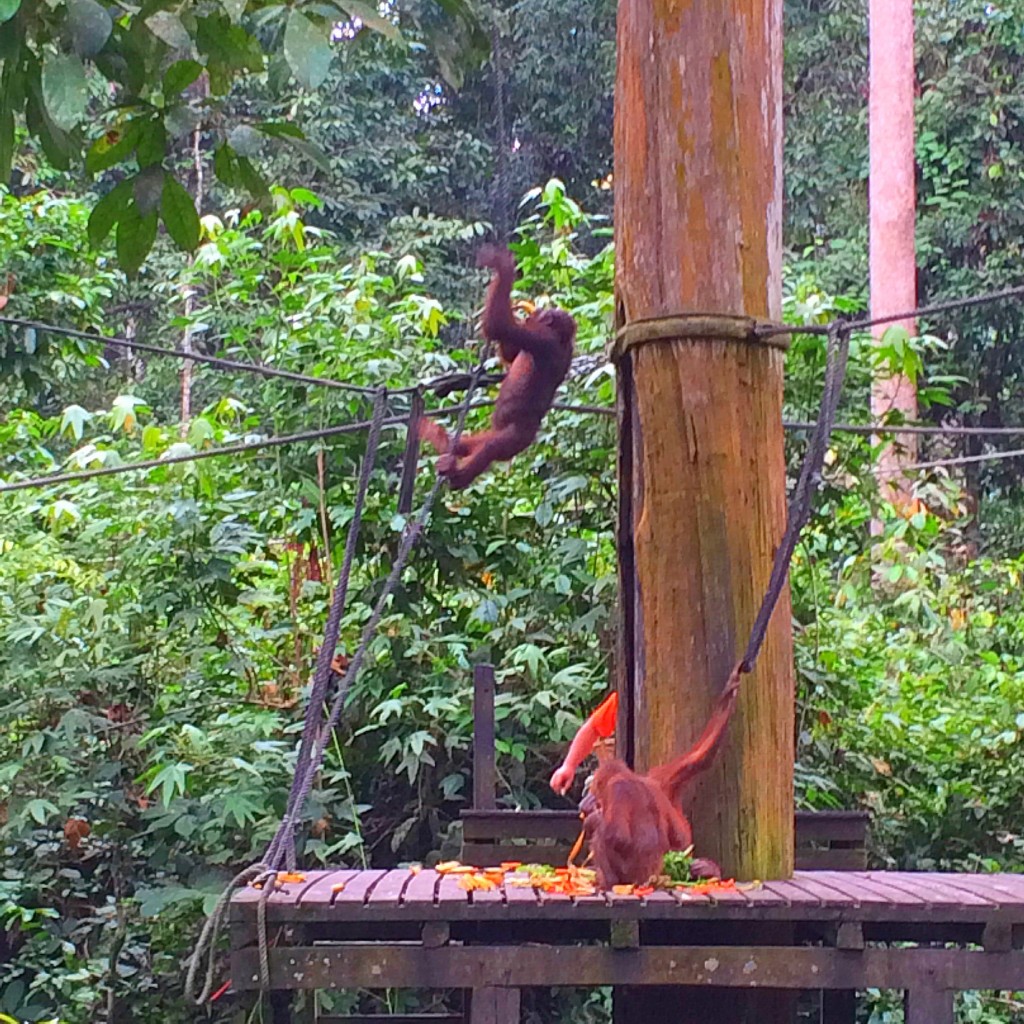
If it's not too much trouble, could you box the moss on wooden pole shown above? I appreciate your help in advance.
[613,0,793,883]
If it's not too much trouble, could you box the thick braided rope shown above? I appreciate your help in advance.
[265,388,388,869]
[263,363,488,870]
[184,863,274,1003]
[741,324,851,673]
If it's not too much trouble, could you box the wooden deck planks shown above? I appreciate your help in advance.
[866,871,998,909]
[403,868,440,906]
[296,869,358,907]
[366,868,416,906]
[333,868,388,906]
[229,869,1024,925]
[918,871,1024,906]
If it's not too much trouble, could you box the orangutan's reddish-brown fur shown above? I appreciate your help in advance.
[581,676,740,889]
[420,245,575,489]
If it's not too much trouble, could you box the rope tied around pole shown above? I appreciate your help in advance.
[609,313,791,363]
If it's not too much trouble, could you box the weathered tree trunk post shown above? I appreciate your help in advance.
[612,0,793,1019]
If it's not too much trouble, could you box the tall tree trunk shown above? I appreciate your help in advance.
[613,0,792,1020]
[869,0,918,521]
[179,75,208,433]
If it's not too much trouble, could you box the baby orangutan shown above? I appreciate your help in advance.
[580,673,741,889]
[421,245,575,489]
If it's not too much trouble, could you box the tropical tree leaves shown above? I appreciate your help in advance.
[86,170,198,276]
[0,0,488,272]
[283,10,333,90]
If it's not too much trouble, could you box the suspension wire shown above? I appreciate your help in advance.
[9,397,1024,500]
[0,314,419,396]
[0,416,408,495]
[4,282,1024,416]
[783,420,1024,438]
[757,283,1024,339]
[490,19,511,242]
[903,447,1024,473]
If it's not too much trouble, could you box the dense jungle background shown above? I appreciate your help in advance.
[2,0,1024,1020]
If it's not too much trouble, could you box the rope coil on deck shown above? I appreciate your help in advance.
[609,313,791,363]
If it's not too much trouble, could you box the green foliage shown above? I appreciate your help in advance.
[0,0,488,272]
[0,181,615,1020]
[785,0,1024,503]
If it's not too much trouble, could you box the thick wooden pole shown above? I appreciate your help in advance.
[614,0,792,883]
[613,5,791,1019]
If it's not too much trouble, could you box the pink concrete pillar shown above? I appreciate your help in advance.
[869,0,918,517]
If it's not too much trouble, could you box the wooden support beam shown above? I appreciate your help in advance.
[614,1,789,1019]
[472,664,496,811]
[904,988,954,1024]
[232,945,1024,992]
[468,987,520,1024]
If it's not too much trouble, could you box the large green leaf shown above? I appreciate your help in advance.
[84,120,138,174]
[41,52,88,131]
[88,179,132,247]
[228,123,261,157]
[283,11,332,90]
[161,172,201,251]
[256,121,305,140]
[67,0,112,56]
[135,116,168,167]
[145,10,192,51]
[26,76,75,170]
[116,198,159,277]
[335,0,400,41]
[280,134,332,174]
[0,0,20,24]
[163,58,203,95]
[133,164,164,214]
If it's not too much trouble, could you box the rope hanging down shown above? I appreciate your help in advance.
[265,389,388,871]
[184,359,489,1004]
[740,323,851,676]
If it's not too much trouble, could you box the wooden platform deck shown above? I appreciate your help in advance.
[230,867,1024,1020]
[232,867,1024,926]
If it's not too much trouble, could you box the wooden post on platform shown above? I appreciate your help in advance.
[472,664,497,810]
[613,0,792,1020]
